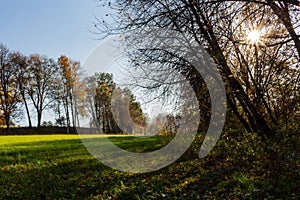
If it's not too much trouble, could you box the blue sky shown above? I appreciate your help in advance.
[0,0,113,125]
[0,0,109,62]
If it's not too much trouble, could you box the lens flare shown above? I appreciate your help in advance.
[247,30,262,44]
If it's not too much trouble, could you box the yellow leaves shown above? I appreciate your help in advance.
[59,55,80,90]
[58,55,69,66]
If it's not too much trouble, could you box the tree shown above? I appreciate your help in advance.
[27,54,59,127]
[123,88,147,127]
[0,44,22,129]
[95,0,300,137]
[87,73,147,134]
[57,55,86,131]
[58,55,72,130]
[85,75,99,129]
[11,52,32,128]
[94,73,123,133]
[112,87,147,134]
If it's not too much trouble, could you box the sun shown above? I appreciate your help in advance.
[247,30,262,44]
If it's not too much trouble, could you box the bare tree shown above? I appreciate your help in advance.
[27,54,59,127]
[11,52,32,128]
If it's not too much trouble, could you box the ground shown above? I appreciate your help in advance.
[0,133,299,199]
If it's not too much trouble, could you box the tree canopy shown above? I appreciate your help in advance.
[94,0,300,137]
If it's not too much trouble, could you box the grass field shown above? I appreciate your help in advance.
[0,133,299,199]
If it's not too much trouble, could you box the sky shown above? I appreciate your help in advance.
[0,0,113,125]
[0,1,182,126]
[0,0,109,62]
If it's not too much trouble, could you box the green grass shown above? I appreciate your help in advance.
[0,133,299,199]
[0,134,172,199]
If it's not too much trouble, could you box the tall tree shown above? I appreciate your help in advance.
[27,54,59,127]
[0,44,22,129]
[94,73,123,134]
[58,55,85,130]
[11,52,32,127]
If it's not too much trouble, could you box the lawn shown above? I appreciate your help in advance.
[0,133,299,199]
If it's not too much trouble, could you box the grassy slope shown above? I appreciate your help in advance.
[0,133,299,199]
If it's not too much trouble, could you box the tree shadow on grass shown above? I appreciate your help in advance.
[0,135,173,199]
[1,134,299,199]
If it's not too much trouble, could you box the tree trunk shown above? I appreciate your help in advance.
[5,114,10,130]
[21,92,32,128]
[37,111,42,127]
[70,93,76,128]
[64,96,70,134]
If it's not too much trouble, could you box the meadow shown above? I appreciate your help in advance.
[0,133,299,199]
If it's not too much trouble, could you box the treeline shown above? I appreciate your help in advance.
[0,127,78,135]
[0,43,146,133]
